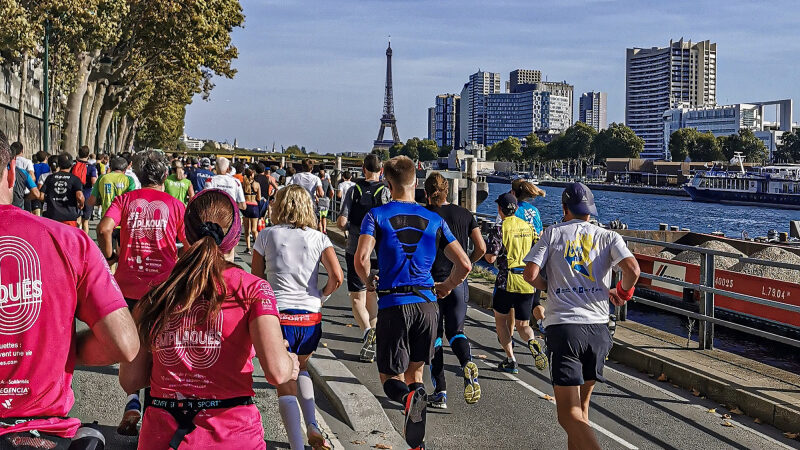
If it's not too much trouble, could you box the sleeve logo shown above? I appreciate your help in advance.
[0,237,43,335]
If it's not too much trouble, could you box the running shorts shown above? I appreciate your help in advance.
[242,203,260,219]
[80,190,93,220]
[492,288,537,321]
[0,431,71,449]
[545,323,612,386]
[318,209,329,219]
[280,310,322,355]
[376,302,438,376]
[344,253,378,293]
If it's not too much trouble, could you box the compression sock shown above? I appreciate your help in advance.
[449,334,472,368]
[408,382,425,393]
[297,371,317,426]
[278,395,305,450]
[431,338,446,392]
[383,378,411,404]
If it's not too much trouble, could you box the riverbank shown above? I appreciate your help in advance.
[538,180,689,197]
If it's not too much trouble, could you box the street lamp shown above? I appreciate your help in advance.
[42,18,51,154]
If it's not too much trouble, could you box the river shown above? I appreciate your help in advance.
[479,183,798,238]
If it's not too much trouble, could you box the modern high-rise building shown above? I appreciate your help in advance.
[579,92,608,130]
[508,69,542,93]
[485,91,570,146]
[431,94,460,149]
[457,71,501,147]
[427,107,436,141]
[626,38,717,159]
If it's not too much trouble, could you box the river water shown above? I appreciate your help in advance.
[478,183,798,238]
[478,183,800,373]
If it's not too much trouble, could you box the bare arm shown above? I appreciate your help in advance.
[25,186,43,201]
[251,250,266,279]
[608,256,641,306]
[435,241,472,298]
[250,315,299,386]
[119,343,152,394]
[469,227,486,263]
[336,215,348,230]
[75,308,139,366]
[354,234,376,286]
[76,190,85,210]
[484,253,497,264]
[87,194,97,208]
[320,246,343,296]
[523,262,548,291]
[187,184,195,200]
[315,185,324,198]
[97,217,117,260]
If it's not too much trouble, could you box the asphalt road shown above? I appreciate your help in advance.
[320,245,800,450]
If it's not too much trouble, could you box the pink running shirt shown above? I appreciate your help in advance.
[139,267,279,450]
[104,188,187,300]
[0,205,128,438]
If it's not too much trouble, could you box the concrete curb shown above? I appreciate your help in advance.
[308,348,407,448]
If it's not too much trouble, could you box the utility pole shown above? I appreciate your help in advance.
[42,19,51,154]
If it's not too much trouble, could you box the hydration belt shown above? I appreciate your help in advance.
[146,396,254,449]
[377,285,434,302]
[508,267,525,275]
[279,312,322,327]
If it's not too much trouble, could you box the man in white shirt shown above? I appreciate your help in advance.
[337,170,355,200]
[522,182,640,450]
[11,141,34,180]
[206,156,246,209]
[289,158,324,204]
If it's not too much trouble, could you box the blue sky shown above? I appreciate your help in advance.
[184,0,800,153]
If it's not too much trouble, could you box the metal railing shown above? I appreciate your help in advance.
[619,236,800,350]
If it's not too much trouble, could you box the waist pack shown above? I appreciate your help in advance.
[146,396,254,449]
[377,285,434,302]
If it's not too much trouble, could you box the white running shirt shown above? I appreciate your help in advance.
[338,180,355,199]
[206,174,245,203]
[253,224,333,312]
[289,172,322,201]
[524,220,633,326]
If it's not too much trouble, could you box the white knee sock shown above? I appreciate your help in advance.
[278,395,305,450]
[297,371,317,426]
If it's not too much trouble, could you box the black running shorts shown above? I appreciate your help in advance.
[545,323,612,386]
[492,288,537,321]
[376,301,438,376]
[344,253,378,293]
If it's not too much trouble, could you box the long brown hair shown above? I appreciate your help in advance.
[134,191,235,348]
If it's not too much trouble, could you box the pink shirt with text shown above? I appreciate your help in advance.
[139,267,279,450]
[105,188,187,300]
[0,205,128,437]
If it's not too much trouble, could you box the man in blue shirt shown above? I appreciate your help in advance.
[354,156,471,449]
[189,157,215,192]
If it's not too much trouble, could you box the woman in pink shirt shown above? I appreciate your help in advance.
[120,189,299,450]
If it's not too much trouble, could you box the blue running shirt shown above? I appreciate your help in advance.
[516,201,543,235]
[361,201,457,309]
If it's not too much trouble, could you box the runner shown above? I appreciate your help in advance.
[289,159,324,205]
[354,156,471,449]
[96,150,188,436]
[206,157,246,209]
[190,157,215,192]
[484,192,547,374]
[337,170,355,201]
[164,160,195,204]
[31,151,50,216]
[41,154,85,227]
[317,169,334,234]
[11,157,41,210]
[423,173,486,409]
[241,168,262,254]
[0,130,139,448]
[87,156,136,217]
[120,189,299,450]
[251,185,343,450]
[11,141,34,180]
[523,182,640,450]
[71,146,98,233]
[510,179,548,332]
[336,154,389,362]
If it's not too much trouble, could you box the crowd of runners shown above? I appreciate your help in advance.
[0,128,640,450]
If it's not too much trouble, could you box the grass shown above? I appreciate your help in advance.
[469,265,496,283]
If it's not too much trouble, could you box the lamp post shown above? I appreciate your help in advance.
[42,18,51,154]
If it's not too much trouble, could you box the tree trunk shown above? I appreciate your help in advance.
[61,51,94,156]
[115,115,129,154]
[97,109,115,153]
[123,119,138,153]
[79,81,96,148]
[85,81,107,152]
[17,51,28,150]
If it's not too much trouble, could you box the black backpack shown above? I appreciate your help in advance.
[348,179,389,228]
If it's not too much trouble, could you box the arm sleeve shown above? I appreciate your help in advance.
[75,233,128,326]
[360,210,377,237]
[104,195,124,226]
[610,232,634,266]
[524,229,550,266]
[439,219,457,245]
[485,224,502,255]
[247,279,280,321]
[339,186,354,218]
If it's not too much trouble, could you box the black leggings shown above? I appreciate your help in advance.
[431,280,472,392]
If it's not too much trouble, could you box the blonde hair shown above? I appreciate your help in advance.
[270,185,318,229]
[512,179,546,201]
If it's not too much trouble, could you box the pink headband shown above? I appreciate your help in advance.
[186,189,242,253]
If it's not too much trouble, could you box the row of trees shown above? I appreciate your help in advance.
[0,0,244,155]
[668,128,769,163]
[487,122,644,163]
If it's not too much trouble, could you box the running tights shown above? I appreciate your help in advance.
[431,281,472,392]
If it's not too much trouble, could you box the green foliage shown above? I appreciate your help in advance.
[372,147,390,161]
[201,141,216,152]
[488,137,522,162]
[719,129,768,164]
[669,128,724,162]
[389,142,404,158]
[284,145,304,156]
[548,122,597,160]
[774,131,800,163]
[388,138,439,161]
[417,139,439,161]
[438,145,452,158]
[590,123,643,161]
[522,133,546,162]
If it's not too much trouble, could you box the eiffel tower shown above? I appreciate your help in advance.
[373,40,401,151]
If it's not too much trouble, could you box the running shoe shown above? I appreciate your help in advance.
[359,328,376,362]
[403,388,427,448]
[307,422,332,450]
[426,391,447,409]
[528,339,548,371]
[116,397,141,436]
[463,361,481,404]
[497,357,518,374]
[537,320,547,336]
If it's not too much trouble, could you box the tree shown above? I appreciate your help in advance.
[553,122,597,159]
[389,142,404,158]
[438,145,452,158]
[417,139,439,161]
[669,128,698,162]
[720,129,768,164]
[775,131,800,163]
[591,123,643,161]
[284,145,304,156]
[522,133,546,163]
[372,147,389,161]
[692,131,724,161]
[487,137,522,162]
[201,141,216,152]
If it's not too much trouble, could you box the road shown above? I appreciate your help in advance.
[319,245,800,450]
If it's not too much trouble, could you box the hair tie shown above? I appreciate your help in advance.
[198,222,224,246]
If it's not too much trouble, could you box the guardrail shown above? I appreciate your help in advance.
[619,235,800,350]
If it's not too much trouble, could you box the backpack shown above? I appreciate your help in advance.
[348,179,388,228]
[71,161,93,190]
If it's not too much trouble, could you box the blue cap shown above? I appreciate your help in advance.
[562,182,597,216]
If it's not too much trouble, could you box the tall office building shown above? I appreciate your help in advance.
[485,91,570,146]
[427,107,436,140]
[579,92,608,130]
[508,69,542,93]
[626,38,717,159]
[432,94,460,149]
[458,70,501,147]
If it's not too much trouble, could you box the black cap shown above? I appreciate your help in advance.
[495,192,518,212]
[562,182,598,216]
